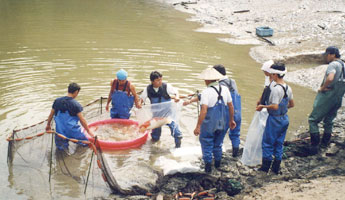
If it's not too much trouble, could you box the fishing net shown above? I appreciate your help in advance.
[6,97,147,198]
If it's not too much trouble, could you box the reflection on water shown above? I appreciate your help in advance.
[0,0,315,199]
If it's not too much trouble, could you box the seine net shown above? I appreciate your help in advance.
[6,97,145,197]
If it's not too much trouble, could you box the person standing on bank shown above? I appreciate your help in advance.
[258,60,275,106]
[308,46,345,155]
[105,69,141,119]
[46,83,92,150]
[194,67,236,173]
[256,63,294,174]
[140,71,183,148]
[213,64,242,157]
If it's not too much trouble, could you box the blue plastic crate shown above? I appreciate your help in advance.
[256,26,273,37]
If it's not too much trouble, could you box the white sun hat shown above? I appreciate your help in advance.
[269,67,287,76]
[198,67,224,80]
[261,60,274,72]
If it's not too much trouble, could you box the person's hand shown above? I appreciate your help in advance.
[318,87,330,93]
[136,103,142,109]
[194,126,201,136]
[105,104,109,112]
[256,105,264,111]
[230,120,236,130]
[45,124,51,132]
[174,98,180,103]
[183,100,190,106]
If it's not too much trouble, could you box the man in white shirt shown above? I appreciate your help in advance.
[140,71,182,148]
[194,67,236,173]
[256,63,294,174]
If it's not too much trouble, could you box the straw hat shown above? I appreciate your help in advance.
[198,67,224,80]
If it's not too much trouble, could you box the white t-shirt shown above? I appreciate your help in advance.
[269,83,293,105]
[200,84,232,107]
[140,83,178,102]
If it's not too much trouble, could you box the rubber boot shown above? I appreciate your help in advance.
[258,159,272,173]
[271,159,282,175]
[309,133,320,155]
[205,162,212,173]
[175,137,182,148]
[232,147,239,157]
[215,160,221,169]
[320,132,331,148]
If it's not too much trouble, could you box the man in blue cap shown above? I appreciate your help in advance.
[106,69,141,119]
[46,83,92,150]
[308,46,345,155]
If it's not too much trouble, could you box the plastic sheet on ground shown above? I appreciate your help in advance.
[241,109,269,166]
[155,156,200,175]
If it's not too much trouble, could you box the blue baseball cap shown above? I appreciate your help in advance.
[323,46,340,58]
[116,69,128,80]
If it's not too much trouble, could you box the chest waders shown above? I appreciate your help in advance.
[147,84,182,147]
[54,111,88,150]
[260,84,289,174]
[200,86,230,167]
[110,81,134,119]
[308,60,345,151]
[219,79,242,153]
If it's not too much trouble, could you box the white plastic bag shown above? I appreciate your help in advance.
[134,101,182,126]
[241,109,269,166]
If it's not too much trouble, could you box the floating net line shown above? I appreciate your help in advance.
[6,97,145,196]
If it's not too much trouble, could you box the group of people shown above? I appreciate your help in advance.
[45,46,344,175]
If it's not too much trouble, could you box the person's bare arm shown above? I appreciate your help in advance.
[77,112,92,135]
[319,73,335,92]
[194,105,208,136]
[288,99,294,109]
[130,84,142,109]
[106,80,113,111]
[227,102,236,130]
[256,104,279,111]
[45,109,55,132]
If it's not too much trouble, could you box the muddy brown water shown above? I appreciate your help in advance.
[0,0,315,199]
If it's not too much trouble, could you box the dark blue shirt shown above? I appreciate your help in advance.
[53,96,83,117]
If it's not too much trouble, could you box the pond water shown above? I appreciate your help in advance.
[0,0,315,199]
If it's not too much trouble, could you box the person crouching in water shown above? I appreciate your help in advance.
[213,64,242,157]
[106,69,141,119]
[194,67,236,173]
[140,71,183,148]
[256,63,294,174]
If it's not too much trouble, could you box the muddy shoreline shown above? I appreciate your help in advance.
[112,1,345,199]
[112,107,345,199]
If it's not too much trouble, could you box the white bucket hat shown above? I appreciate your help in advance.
[261,60,274,72]
[198,67,224,80]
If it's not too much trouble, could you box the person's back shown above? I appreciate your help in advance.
[214,64,242,157]
[53,96,83,135]
[46,83,91,151]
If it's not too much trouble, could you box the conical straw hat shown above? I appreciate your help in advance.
[198,67,224,80]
